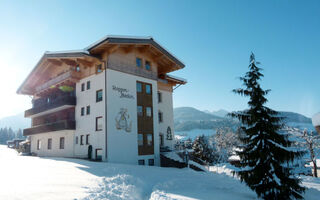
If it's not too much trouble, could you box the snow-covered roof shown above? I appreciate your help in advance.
[17,35,186,95]
[166,74,187,84]
[86,35,185,68]
[16,50,97,94]
[312,113,320,126]
[45,49,90,55]
[85,35,153,50]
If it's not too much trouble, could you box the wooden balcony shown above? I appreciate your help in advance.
[35,70,81,94]
[23,120,75,136]
[108,61,158,80]
[25,95,76,118]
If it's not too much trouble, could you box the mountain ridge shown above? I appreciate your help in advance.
[174,107,313,132]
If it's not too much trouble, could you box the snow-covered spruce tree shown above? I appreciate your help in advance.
[230,53,305,199]
[192,135,214,164]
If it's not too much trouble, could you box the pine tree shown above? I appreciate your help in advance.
[192,135,214,164]
[230,53,305,199]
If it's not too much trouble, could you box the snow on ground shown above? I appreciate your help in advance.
[0,145,256,200]
[1,145,320,200]
[209,163,320,199]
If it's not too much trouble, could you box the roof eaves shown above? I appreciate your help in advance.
[16,50,98,95]
[166,74,187,84]
[86,35,185,68]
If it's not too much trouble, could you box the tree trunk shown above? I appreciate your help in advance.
[313,160,318,177]
[309,142,317,177]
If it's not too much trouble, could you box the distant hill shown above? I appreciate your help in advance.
[0,113,30,131]
[174,107,223,122]
[210,109,229,118]
[174,107,238,131]
[279,111,312,124]
[174,107,314,132]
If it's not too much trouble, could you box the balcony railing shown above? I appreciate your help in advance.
[25,95,76,117]
[108,61,158,80]
[23,120,75,136]
[35,70,81,93]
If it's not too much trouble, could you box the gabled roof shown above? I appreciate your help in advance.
[16,51,98,94]
[17,35,186,95]
[86,35,185,68]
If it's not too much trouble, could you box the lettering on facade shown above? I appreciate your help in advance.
[112,85,134,99]
[115,108,132,133]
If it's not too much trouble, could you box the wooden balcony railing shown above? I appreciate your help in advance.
[23,120,75,136]
[35,70,81,93]
[25,95,76,117]
[108,61,158,80]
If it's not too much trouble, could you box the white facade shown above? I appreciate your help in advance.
[74,72,106,159]
[30,130,75,157]
[27,69,176,166]
[106,69,160,165]
[158,90,175,149]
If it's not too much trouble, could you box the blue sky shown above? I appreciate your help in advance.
[0,0,319,118]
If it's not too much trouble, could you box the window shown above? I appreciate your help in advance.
[136,58,142,67]
[80,135,84,145]
[145,84,151,94]
[138,159,145,165]
[96,90,103,102]
[76,65,80,72]
[96,116,103,131]
[159,133,164,147]
[81,83,85,91]
[137,106,143,117]
[76,136,79,144]
[59,137,65,149]
[86,106,90,115]
[86,134,90,145]
[158,92,162,103]
[146,107,152,117]
[136,82,142,93]
[158,111,163,123]
[96,64,103,73]
[48,138,52,150]
[87,81,91,90]
[145,61,151,70]
[147,134,153,146]
[37,140,41,150]
[138,134,143,146]
[81,107,85,116]
[148,159,154,166]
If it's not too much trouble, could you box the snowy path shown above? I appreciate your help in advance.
[0,145,319,200]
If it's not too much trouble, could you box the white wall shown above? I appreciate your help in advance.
[158,90,175,149]
[106,69,160,165]
[74,72,106,159]
[30,130,75,157]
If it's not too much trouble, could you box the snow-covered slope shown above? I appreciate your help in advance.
[0,145,256,200]
[1,145,320,200]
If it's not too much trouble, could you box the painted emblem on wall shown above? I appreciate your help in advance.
[115,108,132,133]
[167,126,173,140]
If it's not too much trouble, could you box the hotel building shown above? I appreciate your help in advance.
[17,36,186,166]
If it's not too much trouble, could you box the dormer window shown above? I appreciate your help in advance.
[145,61,151,70]
[136,58,142,68]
